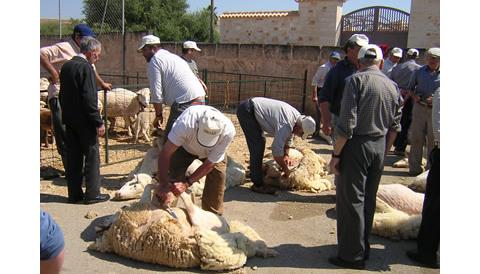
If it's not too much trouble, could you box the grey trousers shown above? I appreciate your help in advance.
[336,135,385,262]
[408,102,434,174]
[48,97,68,171]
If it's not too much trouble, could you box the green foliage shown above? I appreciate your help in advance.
[81,0,219,42]
[40,18,82,36]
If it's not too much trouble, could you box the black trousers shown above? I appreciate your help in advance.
[416,146,440,257]
[236,99,266,186]
[336,135,385,262]
[64,125,101,200]
[394,97,413,152]
[48,97,68,171]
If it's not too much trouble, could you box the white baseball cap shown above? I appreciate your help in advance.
[183,41,201,52]
[347,34,369,47]
[297,115,316,139]
[391,47,403,58]
[358,44,383,60]
[427,47,440,58]
[137,35,161,52]
[197,109,225,147]
[406,48,419,56]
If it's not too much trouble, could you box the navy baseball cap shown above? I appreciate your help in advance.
[73,24,96,37]
[330,51,341,60]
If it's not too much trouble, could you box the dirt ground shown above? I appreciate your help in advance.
[40,112,437,273]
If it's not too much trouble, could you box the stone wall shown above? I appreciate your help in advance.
[219,0,345,47]
[407,0,440,48]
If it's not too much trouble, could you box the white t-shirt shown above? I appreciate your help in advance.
[311,61,334,88]
[168,105,235,163]
[148,49,205,105]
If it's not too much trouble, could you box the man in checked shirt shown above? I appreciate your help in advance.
[328,44,403,270]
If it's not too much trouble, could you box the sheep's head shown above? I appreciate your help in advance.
[113,173,152,200]
[136,88,150,107]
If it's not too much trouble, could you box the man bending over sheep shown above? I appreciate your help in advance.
[236,97,315,195]
[137,35,206,136]
[328,44,402,270]
[155,105,235,215]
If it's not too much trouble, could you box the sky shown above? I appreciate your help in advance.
[40,0,411,19]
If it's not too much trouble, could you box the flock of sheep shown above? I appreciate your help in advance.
[39,79,429,271]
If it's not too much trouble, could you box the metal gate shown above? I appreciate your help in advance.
[340,6,409,48]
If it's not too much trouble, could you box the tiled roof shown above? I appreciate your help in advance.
[219,11,293,19]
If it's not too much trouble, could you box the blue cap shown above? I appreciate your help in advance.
[330,51,341,60]
[73,24,96,37]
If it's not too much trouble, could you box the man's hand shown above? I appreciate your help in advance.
[322,121,332,136]
[283,155,292,167]
[425,96,433,106]
[153,115,163,129]
[97,124,105,137]
[312,95,318,102]
[329,157,341,176]
[101,82,112,91]
[154,183,173,206]
[170,181,189,196]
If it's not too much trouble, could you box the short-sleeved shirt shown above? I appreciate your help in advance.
[311,61,334,88]
[168,105,235,163]
[148,49,205,106]
[407,65,440,99]
[40,210,64,260]
[250,97,300,157]
[319,57,357,116]
[335,66,403,139]
[390,59,421,89]
[382,58,397,78]
[181,56,199,77]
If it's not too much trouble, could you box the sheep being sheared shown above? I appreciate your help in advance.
[90,185,277,271]
[372,184,424,240]
[262,148,333,193]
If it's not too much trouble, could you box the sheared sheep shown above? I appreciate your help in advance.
[90,184,277,270]
[408,170,429,193]
[262,148,333,193]
[98,88,150,136]
[133,111,155,143]
[372,184,424,240]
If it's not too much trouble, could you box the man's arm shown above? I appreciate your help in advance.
[79,65,103,128]
[153,103,164,128]
[319,102,332,135]
[329,135,347,175]
[318,68,335,135]
[94,70,112,91]
[40,52,59,83]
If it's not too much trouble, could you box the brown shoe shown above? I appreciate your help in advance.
[250,184,277,195]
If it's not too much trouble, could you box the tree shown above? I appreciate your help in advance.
[181,6,219,42]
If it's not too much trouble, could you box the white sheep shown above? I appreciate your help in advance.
[97,88,150,136]
[408,170,429,193]
[262,148,333,193]
[90,184,277,271]
[372,184,424,240]
[133,111,155,143]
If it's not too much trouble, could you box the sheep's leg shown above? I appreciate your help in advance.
[108,118,116,134]
[124,115,133,137]
[133,120,140,143]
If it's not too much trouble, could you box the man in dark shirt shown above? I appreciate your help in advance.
[328,44,402,270]
[319,34,369,138]
[59,36,109,204]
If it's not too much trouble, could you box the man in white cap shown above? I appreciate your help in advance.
[155,105,235,215]
[181,40,208,92]
[382,47,403,77]
[328,44,402,270]
[319,34,369,138]
[236,97,315,195]
[390,48,421,156]
[137,35,206,135]
[406,47,440,176]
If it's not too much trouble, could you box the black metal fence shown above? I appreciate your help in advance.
[40,70,307,170]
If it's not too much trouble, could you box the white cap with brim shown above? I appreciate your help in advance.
[427,47,440,57]
[391,47,403,58]
[347,34,369,47]
[407,48,419,56]
[137,35,161,52]
[297,115,316,140]
[358,44,383,60]
[197,109,225,147]
[183,41,201,52]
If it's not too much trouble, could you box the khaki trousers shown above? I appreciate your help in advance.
[408,102,434,174]
[169,147,226,215]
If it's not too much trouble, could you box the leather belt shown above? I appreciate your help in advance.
[417,101,432,108]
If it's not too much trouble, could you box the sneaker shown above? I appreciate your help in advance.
[250,185,277,195]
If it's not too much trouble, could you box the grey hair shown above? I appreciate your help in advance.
[79,36,102,54]
[358,57,382,67]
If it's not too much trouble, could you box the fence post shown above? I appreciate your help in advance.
[237,73,242,104]
[302,69,308,112]
[103,90,109,164]
[263,80,268,97]
[136,71,139,85]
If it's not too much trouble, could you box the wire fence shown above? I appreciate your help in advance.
[40,70,307,172]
